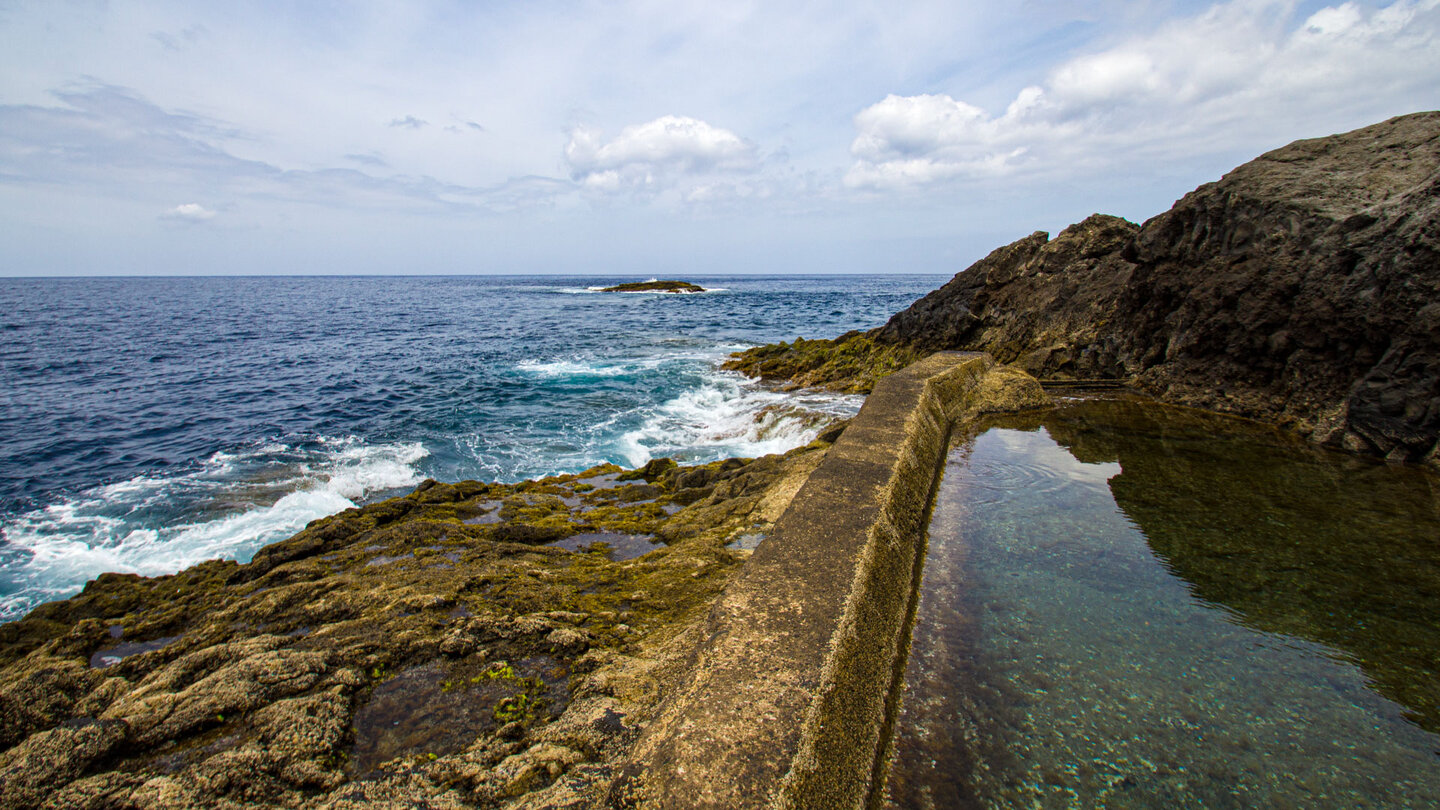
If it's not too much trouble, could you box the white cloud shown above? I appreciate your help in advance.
[0,85,574,215]
[1050,50,1165,104]
[844,93,1043,188]
[565,115,758,192]
[846,0,1440,190]
[163,202,217,221]
[344,152,388,168]
[1303,2,1366,34]
[1,0,1437,274]
[850,94,988,161]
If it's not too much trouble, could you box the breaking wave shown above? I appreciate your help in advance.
[0,437,427,621]
[0,274,948,623]
[617,370,861,467]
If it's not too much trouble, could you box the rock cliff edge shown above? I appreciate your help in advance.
[731,112,1440,464]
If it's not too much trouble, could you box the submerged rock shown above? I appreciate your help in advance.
[730,112,1440,465]
[598,280,705,293]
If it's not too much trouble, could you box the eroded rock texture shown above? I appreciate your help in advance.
[745,112,1440,462]
[0,439,836,810]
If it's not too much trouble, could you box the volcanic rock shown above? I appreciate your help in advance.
[737,112,1440,463]
[599,280,705,293]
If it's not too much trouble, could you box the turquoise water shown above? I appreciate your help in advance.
[889,397,1440,809]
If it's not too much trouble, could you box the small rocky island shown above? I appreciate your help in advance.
[598,280,704,294]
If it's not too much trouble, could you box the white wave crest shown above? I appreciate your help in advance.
[0,437,428,621]
[515,349,723,379]
[617,371,861,467]
[515,359,635,378]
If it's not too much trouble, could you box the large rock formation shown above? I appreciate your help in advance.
[734,112,1440,463]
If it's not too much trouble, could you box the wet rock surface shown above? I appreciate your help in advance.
[722,332,923,394]
[730,112,1440,464]
[0,437,837,809]
[597,281,704,294]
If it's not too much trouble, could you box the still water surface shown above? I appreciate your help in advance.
[890,397,1440,809]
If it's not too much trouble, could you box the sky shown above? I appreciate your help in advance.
[1,0,1437,276]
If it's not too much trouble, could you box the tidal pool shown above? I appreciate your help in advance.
[887,397,1440,809]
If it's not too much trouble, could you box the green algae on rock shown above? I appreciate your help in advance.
[598,280,705,294]
[0,436,838,809]
[721,331,923,394]
[617,356,1054,810]
[727,112,1440,466]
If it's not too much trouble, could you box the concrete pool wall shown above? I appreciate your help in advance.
[622,351,996,809]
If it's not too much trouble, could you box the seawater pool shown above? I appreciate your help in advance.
[888,396,1440,809]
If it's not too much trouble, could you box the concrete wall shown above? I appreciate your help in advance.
[623,352,993,809]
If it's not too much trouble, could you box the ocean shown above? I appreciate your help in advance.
[0,274,945,621]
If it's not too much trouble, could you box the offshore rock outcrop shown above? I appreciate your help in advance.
[731,112,1440,464]
[598,281,704,294]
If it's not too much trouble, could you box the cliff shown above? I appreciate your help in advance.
[729,112,1440,464]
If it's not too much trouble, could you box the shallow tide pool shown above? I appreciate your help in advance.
[888,397,1440,809]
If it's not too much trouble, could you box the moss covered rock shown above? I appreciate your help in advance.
[0,439,838,809]
[722,331,923,394]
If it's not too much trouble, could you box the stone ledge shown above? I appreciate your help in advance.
[622,352,993,809]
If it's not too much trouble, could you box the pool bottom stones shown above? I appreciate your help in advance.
[888,398,1440,808]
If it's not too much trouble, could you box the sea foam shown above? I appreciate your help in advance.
[617,370,861,467]
[0,437,427,621]
[0,274,947,624]
[515,358,642,378]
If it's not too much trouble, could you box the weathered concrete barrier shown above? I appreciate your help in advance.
[622,352,994,809]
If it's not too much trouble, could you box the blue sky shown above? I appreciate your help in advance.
[1,0,1437,275]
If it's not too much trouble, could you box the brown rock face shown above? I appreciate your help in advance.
[875,111,1440,462]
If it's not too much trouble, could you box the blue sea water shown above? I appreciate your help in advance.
[0,274,944,621]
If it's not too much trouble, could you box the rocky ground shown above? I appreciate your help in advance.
[727,112,1440,465]
[0,432,841,809]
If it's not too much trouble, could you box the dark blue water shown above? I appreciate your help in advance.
[0,274,943,620]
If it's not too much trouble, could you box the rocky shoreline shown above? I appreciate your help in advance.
[727,112,1440,466]
[0,438,839,809]
[5,110,1438,809]
[0,352,1059,810]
